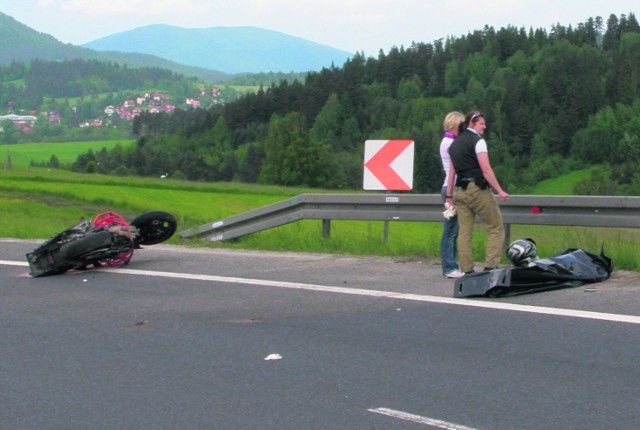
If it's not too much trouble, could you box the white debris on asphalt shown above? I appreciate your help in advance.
[264,353,283,361]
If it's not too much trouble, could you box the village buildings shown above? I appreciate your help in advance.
[2,87,222,133]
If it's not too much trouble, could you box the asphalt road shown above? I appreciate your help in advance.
[2,239,640,430]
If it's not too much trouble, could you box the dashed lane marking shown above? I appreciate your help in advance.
[368,407,479,429]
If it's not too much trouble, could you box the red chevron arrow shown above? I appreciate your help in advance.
[365,140,413,190]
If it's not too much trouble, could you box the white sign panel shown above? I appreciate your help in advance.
[363,139,414,190]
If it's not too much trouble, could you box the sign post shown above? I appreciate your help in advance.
[363,139,415,243]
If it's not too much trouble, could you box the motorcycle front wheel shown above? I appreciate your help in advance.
[130,211,177,246]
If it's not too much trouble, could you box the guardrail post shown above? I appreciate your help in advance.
[322,219,331,238]
[383,220,389,244]
[504,223,511,251]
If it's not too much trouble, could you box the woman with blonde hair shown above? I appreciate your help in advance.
[439,111,465,278]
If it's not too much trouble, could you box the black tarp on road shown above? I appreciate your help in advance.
[454,248,613,298]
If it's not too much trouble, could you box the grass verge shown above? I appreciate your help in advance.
[1,164,638,271]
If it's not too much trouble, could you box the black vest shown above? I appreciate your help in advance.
[448,129,483,181]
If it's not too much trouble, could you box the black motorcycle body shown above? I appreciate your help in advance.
[26,211,177,277]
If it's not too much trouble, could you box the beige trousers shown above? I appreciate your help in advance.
[453,182,505,272]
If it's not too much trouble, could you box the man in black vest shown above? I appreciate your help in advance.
[445,111,509,274]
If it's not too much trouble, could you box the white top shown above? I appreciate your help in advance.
[476,139,488,153]
[468,128,488,153]
[439,135,454,187]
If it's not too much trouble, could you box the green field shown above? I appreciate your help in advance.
[530,168,594,195]
[2,140,135,167]
[1,142,638,270]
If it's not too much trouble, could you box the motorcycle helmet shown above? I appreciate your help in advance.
[506,238,538,267]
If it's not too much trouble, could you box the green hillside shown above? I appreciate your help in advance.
[529,169,594,195]
[93,12,639,194]
[3,10,640,197]
[0,12,232,83]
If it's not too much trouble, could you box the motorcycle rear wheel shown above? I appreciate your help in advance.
[130,211,177,246]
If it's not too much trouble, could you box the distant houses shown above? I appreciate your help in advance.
[2,87,223,133]
[0,114,37,133]
[152,93,168,102]
[0,114,38,124]
[185,98,201,108]
[85,92,176,127]
[48,111,61,124]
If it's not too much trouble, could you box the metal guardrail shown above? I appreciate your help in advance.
[179,194,640,242]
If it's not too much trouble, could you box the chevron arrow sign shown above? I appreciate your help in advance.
[363,139,414,190]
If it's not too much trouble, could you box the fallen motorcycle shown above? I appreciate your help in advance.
[26,211,177,277]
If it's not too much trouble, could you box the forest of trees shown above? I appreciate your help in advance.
[65,13,640,194]
[0,59,205,139]
[1,59,192,108]
[0,59,309,144]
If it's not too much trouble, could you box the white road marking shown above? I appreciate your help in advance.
[1,260,28,267]
[4,260,640,325]
[368,407,478,429]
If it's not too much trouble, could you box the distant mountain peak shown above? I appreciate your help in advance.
[81,25,354,74]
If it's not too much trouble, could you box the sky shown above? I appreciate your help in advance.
[2,0,639,55]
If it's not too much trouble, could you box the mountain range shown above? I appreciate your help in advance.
[81,25,354,74]
[0,11,354,81]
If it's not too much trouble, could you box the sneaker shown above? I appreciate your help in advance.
[444,269,465,279]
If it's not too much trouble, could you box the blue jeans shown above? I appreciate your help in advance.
[440,186,459,274]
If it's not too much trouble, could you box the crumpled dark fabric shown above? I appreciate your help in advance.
[454,248,613,298]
